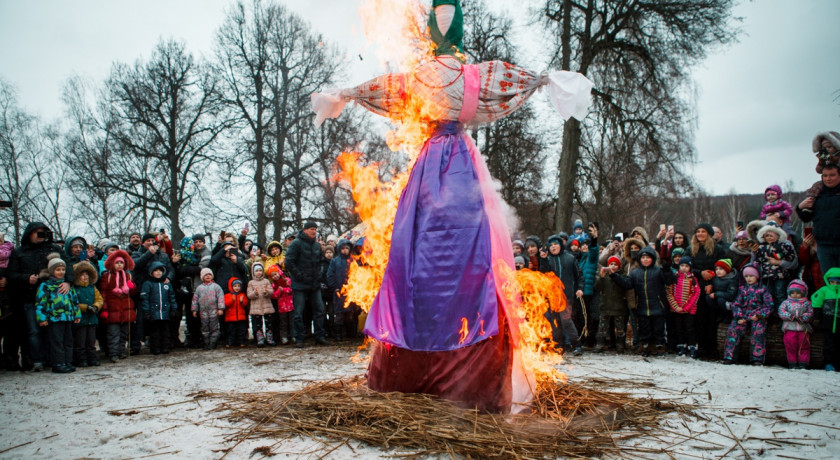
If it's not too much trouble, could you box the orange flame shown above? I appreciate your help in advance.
[457,317,469,345]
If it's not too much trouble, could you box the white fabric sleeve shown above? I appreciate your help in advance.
[435,5,455,35]
[310,89,348,127]
[546,71,594,121]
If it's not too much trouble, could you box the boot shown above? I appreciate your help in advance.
[653,344,666,356]
[281,336,289,345]
[676,344,686,357]
[256,330,265,348]
[265,330,276,346]
[688,345,699,360]
[615,334,626,354]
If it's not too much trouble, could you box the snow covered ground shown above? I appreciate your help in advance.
[2,343,838,459]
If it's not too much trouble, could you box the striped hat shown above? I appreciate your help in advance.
[715,259,732,274]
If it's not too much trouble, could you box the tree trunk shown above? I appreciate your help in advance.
[553,0,578,233]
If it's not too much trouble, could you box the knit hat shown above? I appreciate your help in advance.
[742,266,760,279]
[46,253,65,275]
[607,256,621,268]
[129,232,142,239]
[694,223,714,236]
[764,185,783,200]
[787,279,808,296]
[192,234,206,243]
[141,232,156,243]
[303,221,318,230]
[200,268,214,280]
[671,247,686,258]
[813,131,840,152]
[103,242,120,253]
[69,237,85,248]
[514,255,526,266]
[735,231,748,240]
[512,239,525,249]
[715,259,732,274]
[570,239,580,247]
[231,278,243,287]
[678,256,693,268]
[97,238,111,250]
[573,219,583,231]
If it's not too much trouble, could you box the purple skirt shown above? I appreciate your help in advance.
[363,122,499,351]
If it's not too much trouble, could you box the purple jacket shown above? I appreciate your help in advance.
[731,283,773,321]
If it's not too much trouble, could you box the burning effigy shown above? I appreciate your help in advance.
[201,2,697,457]
[311,0,592,414]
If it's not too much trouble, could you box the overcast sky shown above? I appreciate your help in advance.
[1,0,837,195]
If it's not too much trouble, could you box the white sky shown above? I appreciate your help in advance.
[1,0,838,195]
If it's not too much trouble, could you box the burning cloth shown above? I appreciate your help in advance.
[311,0,592,413]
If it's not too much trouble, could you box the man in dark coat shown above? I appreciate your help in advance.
[6,222,75,370]
[285,221,329,347]
[129,233,175,354]
[797,164,840,276]
[539,234,584,355]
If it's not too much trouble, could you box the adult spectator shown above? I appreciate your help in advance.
[689,223,727,359]
[6,222,74,371]
[126,232,143,255]
[130,233,175,354]
[176,234,212,347]
[283,233,296,250]
[712,226,727,253]
[209,241,248,294]
[285,221,329,348]
[797,163,840,275]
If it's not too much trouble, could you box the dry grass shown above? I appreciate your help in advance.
[195,375,697,459]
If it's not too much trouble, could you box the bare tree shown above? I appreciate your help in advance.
[103,39,232,243]
[540,0,739,231]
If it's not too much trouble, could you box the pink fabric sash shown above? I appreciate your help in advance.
[458,64,480,123]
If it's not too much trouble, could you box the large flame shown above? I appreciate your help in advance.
[333,0,569,387]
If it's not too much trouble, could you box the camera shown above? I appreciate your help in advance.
[35,230,53,240]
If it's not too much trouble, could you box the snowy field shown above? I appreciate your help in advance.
[2,342,839,459]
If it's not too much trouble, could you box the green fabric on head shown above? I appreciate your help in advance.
[429,0,464,61]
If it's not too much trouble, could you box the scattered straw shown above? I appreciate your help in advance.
[195,376,698,458]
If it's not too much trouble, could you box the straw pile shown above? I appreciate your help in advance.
[197,375,696,459]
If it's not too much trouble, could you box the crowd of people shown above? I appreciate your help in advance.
[0,131,838,374]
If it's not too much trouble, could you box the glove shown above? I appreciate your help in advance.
[88,305,98,315]
[100,311,108,320]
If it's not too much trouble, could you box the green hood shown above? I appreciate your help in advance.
[823,267,840,286]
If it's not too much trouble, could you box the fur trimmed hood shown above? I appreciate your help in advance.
[72,261,98,286]
[623,237,646,260]
[757,224,787,242]
[746,219,766,242]
[105,249,135,272]
[813,131,840,152]
[630,226,649,245]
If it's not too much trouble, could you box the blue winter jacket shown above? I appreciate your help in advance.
[139,262,178,321]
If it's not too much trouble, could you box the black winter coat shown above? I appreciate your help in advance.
[6,222,75,305]
[209,250,248,294]
[284,231,323,290]
[539,250,582,305]
[131,246,175,287]
[611,248,676,317]
[797,183,840,247]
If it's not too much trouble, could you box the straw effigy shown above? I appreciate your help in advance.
[196,375,697,459]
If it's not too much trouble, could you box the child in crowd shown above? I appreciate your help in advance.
[72,261,102,367]
[36,254,80,373]
[594,256,627,353]
[811,267,840,372]
[327,239,357,341]
[98,243,119,275]
[778,279,813,370]
[224,278,249,348]
[247,262,275,347]
[524,236,541,271]
[669,247,685,274]
[191,268,225,350]
[264,241,285,270]
[706,258,739,323]
[268,264,293,344]
[752,223,796,307]
[611,247,675,356]
[512,240,524,259]
[759,185,794,225]
[140,262,178,355]
[667,256,700,358]
[514,256,526,270]
[723,266,774,365]
[99,250,137,362]
[812,131,840,174]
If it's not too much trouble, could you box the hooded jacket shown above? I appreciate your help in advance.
[140,262,178,321]
[539,238,582,305]
[64,236,89,265]
[760,185,794,224]
[594,270,627,316]
[812,267,840,333]
[132,245,175,288]
[246,262,274,316]
[610,247,676,317]
[268,265,293,313]
[709,270,738,309]
[210,244,249,294]
[99,250,138,324]
[263,240,285,271]
[327,239,354,313]
[796,182,840,247]
[731,281,773,322]
[284,230,323,290]
[778,281,813,333]
[73,261,103,326]
[224,278,249,322]
[7,222,75,304]
[577,238,599,296]
[752,225,797,280]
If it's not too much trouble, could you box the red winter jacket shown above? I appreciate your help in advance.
[224,278,249,322]
[99,250,138,324]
